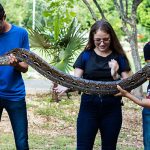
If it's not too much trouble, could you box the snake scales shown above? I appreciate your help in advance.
[1,48,150,95]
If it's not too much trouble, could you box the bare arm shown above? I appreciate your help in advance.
[53,68,84,96]
[146,60,150,63]
[117,85,150,108]
[121,71,132,79]
[74,68,84,78]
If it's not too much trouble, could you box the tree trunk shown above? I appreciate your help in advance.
[127,24,143,96]
[128,24,141,71]
[52,83,60,102]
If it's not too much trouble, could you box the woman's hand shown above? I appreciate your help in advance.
[108,59,120,80]
[53,84,68,96]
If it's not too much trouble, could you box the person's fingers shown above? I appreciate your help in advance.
[8,54,18,65]
[114,92,122,96]
[117,85,126,93]
[114,87,122,96]
[117,85,122,91]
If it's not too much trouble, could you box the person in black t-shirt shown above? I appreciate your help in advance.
[54,19,131,150]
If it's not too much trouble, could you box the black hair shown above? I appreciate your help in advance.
[0,4,5,20]
[143,42,150,61]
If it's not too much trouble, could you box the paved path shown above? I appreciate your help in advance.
[24,79,53,95]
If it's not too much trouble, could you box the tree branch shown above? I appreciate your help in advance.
[113,0,133,25]
[93,0,106,19]
[82,0,98,21]
[132,0,143,14]
[125,0,128,17]
[119,0,124,15]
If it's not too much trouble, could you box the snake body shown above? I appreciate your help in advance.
[1,48,150,95]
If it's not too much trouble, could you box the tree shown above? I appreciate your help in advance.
[82,0,144,95]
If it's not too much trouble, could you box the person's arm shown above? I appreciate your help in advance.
[121,71,132,79]
[146,60,150,63]
[74,68,84,78]
[117,85,150,108]
[53,68,84,96]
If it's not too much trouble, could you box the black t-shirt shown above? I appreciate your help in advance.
[73,49,130,81]
[144,42,150,61]
[143,42,150,89]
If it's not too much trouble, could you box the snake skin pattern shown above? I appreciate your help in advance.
[1,48,150,95]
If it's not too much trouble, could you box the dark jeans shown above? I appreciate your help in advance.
[77,94,122,150]
[0,98,29,150]
[142,108,150,150]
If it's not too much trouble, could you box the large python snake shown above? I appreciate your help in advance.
[1,48,150,95]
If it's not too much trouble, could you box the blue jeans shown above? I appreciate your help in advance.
[0,98,29,150]
[142,108,150,150]
[77,94,122,150]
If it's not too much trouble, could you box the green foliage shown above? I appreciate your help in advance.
[43,0,77,31]
[75,0,125,39]
[53,19,87,72]
[28,1,87,73]
[24,0,47,27]
[137,0,150,30]
[137,25,149,43]
[29,18,87,73]
[1,0,149,40]
[0,0,47,27]
[0,0,28,26]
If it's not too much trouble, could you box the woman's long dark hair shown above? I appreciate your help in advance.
[85,19,126,55]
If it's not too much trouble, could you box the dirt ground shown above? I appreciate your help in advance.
[0,95,144,149]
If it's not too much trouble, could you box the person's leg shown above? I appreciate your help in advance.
[99,106,122,150]
[5,99,29,150]
[77,94,99,150]
[142,108,150,150]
